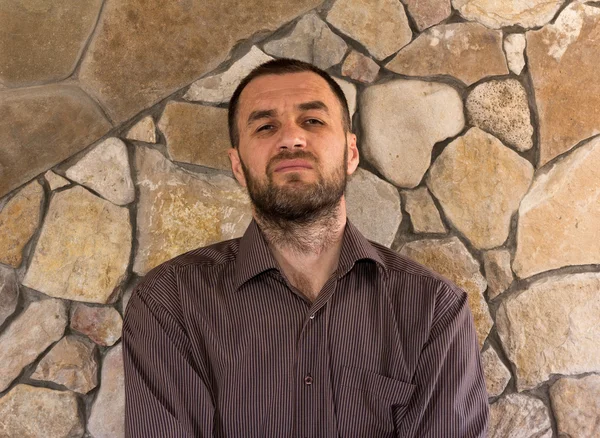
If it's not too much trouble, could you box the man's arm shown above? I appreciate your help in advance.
[398,284,489,437]
[122,267,215,437]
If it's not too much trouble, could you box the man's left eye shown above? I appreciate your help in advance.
[305,118,323,125]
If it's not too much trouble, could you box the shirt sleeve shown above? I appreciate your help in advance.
[397,284,489,437]
[122,267,215,437]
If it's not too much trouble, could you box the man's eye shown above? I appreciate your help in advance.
[305,118,323,125]
[257,124,274,132]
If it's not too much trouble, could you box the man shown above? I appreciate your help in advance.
[123,59,489,437]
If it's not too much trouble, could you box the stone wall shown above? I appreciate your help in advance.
[1,0,599,436]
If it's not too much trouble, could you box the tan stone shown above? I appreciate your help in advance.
[403,187,446,234]
[0,84,112,198]
[404,0,451,31]
[386,22,508,86]
[125,116,157,143]
[44,170,70,190]
[23,186,131,304]
[481,347,511,397]
[526,3,600,165]
[0,298,67,392]
[79,0,321,123]
[483,249,513,299]
[400,237,492,349]
[361,80,464,188]
[427,128,533,249]
[0,180,44,267]
[550,375,600,438]
[333,77,356,117]
[0,0,102,86]
[0,384,84,438]
[70,303,123,347]
[466,79,533,152]
[327,0,412,60]
[496,272,600,391]
[513,136,600,278]
[341,51,380,83]
[134,147,252,275]
[0,265,18,326]
[452,0,564,29]
[489,394,551,438]
[505,33,526,75]
[346,168,402,247]
[31,335,98,394]
[159,102,231,170]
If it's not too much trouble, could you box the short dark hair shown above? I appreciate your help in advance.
[227,58,351,148]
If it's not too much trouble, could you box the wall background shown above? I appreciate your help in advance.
[1,0,599,436]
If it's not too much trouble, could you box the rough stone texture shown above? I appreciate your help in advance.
[66,138,135,206]
[134,147,252,275]
[513,136,600,278]
[489,394,552,438]
[88,344,125,438]
[400,237,492,349]
[184,46,274,104]
[0,84,112,198]
[527,3,600,166]
[0,180,44,267]
[497,272,600,391]
[125,116,157,143]
[427,128,534,249]
[78,0,321,123]
[550,375,600,438]
[345,168,402,247]
[341,51,380,83]
[386,22,508,86]
[333,77,356,117]
[505,33,526,75]
[23,186,131,304]
[0,0,102,87]
[483,249,513,299]
[403,0,452,31]
[452,0,564,30]
[362,80,464,188]
[403,187,446,234]
[0,298,67,392]
[263,12,348,70]
[0,384,84,438]
[70,303,123,347]
[44,171,70,190]
[481,346,511,397]
[159,102,231,171]
[31,335,98,394]
[327,0,412,60]
[466,79,533,152]
[0,265,19,326]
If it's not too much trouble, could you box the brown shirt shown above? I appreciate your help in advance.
[123,220,489,437]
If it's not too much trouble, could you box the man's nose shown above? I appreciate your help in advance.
[277,122,306,150]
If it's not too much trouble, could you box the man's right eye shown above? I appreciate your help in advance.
[257,124,274,132]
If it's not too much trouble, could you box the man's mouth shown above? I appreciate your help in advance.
[273,159,314,172]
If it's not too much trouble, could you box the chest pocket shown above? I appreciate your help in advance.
[336,366,416,438]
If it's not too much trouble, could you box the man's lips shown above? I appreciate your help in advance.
[273,159,314,172]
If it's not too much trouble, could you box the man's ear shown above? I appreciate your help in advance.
[228,148,247,188]
[346,132,359,176]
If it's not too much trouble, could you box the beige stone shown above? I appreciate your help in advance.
[403,187,446,234]
[66,137,135,206]
[489,394,551,438]
[341,51,380,83]
[550,375,600,438]
[496,272,600,391]
[346,168,402,247]
[427,128,533,249]
[134,147,252,275]
[79,0,321,123]
[0,265,18,326]
[466,79,533,152]
[0,0,102,86]
[513,136,600,278]
[0,298,67,392]
[327,0,412,60]
[263,13,348,70]
[452,0,564,29]
[0,384,84,438]
[505,33,526,75]
[23,186,131,304]
[333,77,356,117]
[400,237,492,349]
[361,80,464,188]
[31,335,98,394]
[404,0,451,31]
[526,3,600,165]
[44,171,70,190]
[159,102,231,170]
[483,249,513,299]
[125,116,157,143]
[481,347,511,397]
[386,22,508,86]
[70,303,123,347]
[0,180,44,267]
[0,84,112,198]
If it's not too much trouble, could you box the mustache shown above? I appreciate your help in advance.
[266,150,318,174]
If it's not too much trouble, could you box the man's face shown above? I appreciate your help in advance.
[228,71,359,222]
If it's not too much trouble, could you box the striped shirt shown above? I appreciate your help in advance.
[123,219,489,437]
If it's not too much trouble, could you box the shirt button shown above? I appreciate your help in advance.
[309,314,315,319]
[304,374,313,385]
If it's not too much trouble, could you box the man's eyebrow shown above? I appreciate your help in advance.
[246,109,277,126]
[297,100,329,113]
